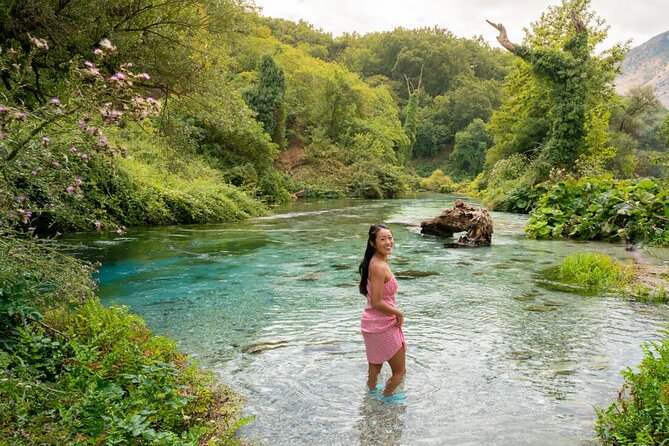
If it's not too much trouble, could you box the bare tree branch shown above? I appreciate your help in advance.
[485,19,516,53]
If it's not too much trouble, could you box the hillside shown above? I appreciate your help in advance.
[616,30,669,107]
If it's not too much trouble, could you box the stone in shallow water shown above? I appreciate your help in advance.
[395,270,440,278]
[297,273,320,282]
[330,263,350,270]
[513,296,536,302]
[542,300,566,307]
[524,305,557,312]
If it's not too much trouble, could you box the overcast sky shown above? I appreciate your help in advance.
[251,0,668,50]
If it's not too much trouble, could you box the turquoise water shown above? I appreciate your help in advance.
[64,195,669,445]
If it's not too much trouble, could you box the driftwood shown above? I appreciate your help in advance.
[420,200,493,247]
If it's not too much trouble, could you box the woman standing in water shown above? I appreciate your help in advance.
[359,224,406,400]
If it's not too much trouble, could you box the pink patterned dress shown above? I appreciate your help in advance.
[360,275,406,364]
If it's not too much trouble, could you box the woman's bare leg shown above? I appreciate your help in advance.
[367,362,383,390]
[383,345,406,396]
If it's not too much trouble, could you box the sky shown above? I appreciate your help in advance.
[251,0,668,50]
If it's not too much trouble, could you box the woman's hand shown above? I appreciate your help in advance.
[395,312,404,327]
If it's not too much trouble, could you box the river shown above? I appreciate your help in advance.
[62,195,669,445]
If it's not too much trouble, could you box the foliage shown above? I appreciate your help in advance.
[596,331,669,445]
[420,169,454,192]
[558,252,633,289]
[0,235,248,445]
[526,177,669,245]
[657,113,669,149]
[347,160,409,199]
[479,154,544,212]
[243,55,287,146]
[450,118,493,180]
[481,0,628,209]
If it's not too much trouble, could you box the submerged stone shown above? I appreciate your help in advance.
[395,270,440,278]
[524,305,557,312]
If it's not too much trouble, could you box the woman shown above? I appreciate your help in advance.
[359,224,406,399]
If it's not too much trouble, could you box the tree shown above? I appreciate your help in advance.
[487,10,589,171]
[484,0,627,182]
[450,119,492,179]
[243,55,286,147]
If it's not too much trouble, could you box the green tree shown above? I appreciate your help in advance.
[451,119,493,179]
[484,0,627,184]
[244,55,286,147]
[659,113,669,148]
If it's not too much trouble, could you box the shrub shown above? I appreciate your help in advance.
[0,235,248,445]
[420,169,454,192]
[596,332,669,445]
[526,177,669,245]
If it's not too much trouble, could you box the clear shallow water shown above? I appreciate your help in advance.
[63,195,669,445]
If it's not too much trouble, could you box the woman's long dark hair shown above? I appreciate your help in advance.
[358,224,390,296]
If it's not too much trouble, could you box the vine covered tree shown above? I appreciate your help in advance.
[487,10,589,174]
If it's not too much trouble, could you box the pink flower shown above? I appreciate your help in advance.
[50,98,60,105]
[116,228,125,235]
[99,136,108,145]
[81,154,89,161]
[0,133,7,139]
[93,48,104,56]
[78,121,86,128]
[17,196,25,202]
[42,136,50,143]
[18,113,27,120]
[66,185,75,193]
[37,167,43,171]
[25,210,32,218]
[84,61,94,68]
[75,178,83,185]
[86,126,96,134]
[69,146,78,153]
[146,97,156,103]
[31,170,37,175]
[0,105,6,113]
[94,220,101,229]
[138,73,150,80]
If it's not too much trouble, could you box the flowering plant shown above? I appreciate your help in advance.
[0,36,160,234]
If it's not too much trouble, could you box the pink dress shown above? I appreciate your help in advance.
[360,276,406,364]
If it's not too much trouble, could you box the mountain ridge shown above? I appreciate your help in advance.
[616,30,669,107]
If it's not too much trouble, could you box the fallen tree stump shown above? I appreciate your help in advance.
[420,199,493,247]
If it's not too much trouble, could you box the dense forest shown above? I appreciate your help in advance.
[1,0,668,444]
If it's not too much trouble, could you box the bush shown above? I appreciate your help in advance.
[559,252,633,289]
[596,332,669,445]
[0,235,248,445]
[420,169,454,192]
[526,177,669,245]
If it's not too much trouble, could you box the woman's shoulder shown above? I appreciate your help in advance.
[369,260,390,277]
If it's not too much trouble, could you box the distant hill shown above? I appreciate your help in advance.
[616,31,669,107]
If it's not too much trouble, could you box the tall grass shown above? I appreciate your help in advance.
[559,252,633,289]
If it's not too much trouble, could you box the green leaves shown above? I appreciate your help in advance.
[526,177,669,245]
[596,331,669,444]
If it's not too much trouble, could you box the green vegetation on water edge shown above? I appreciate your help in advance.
[0,234,249,445]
